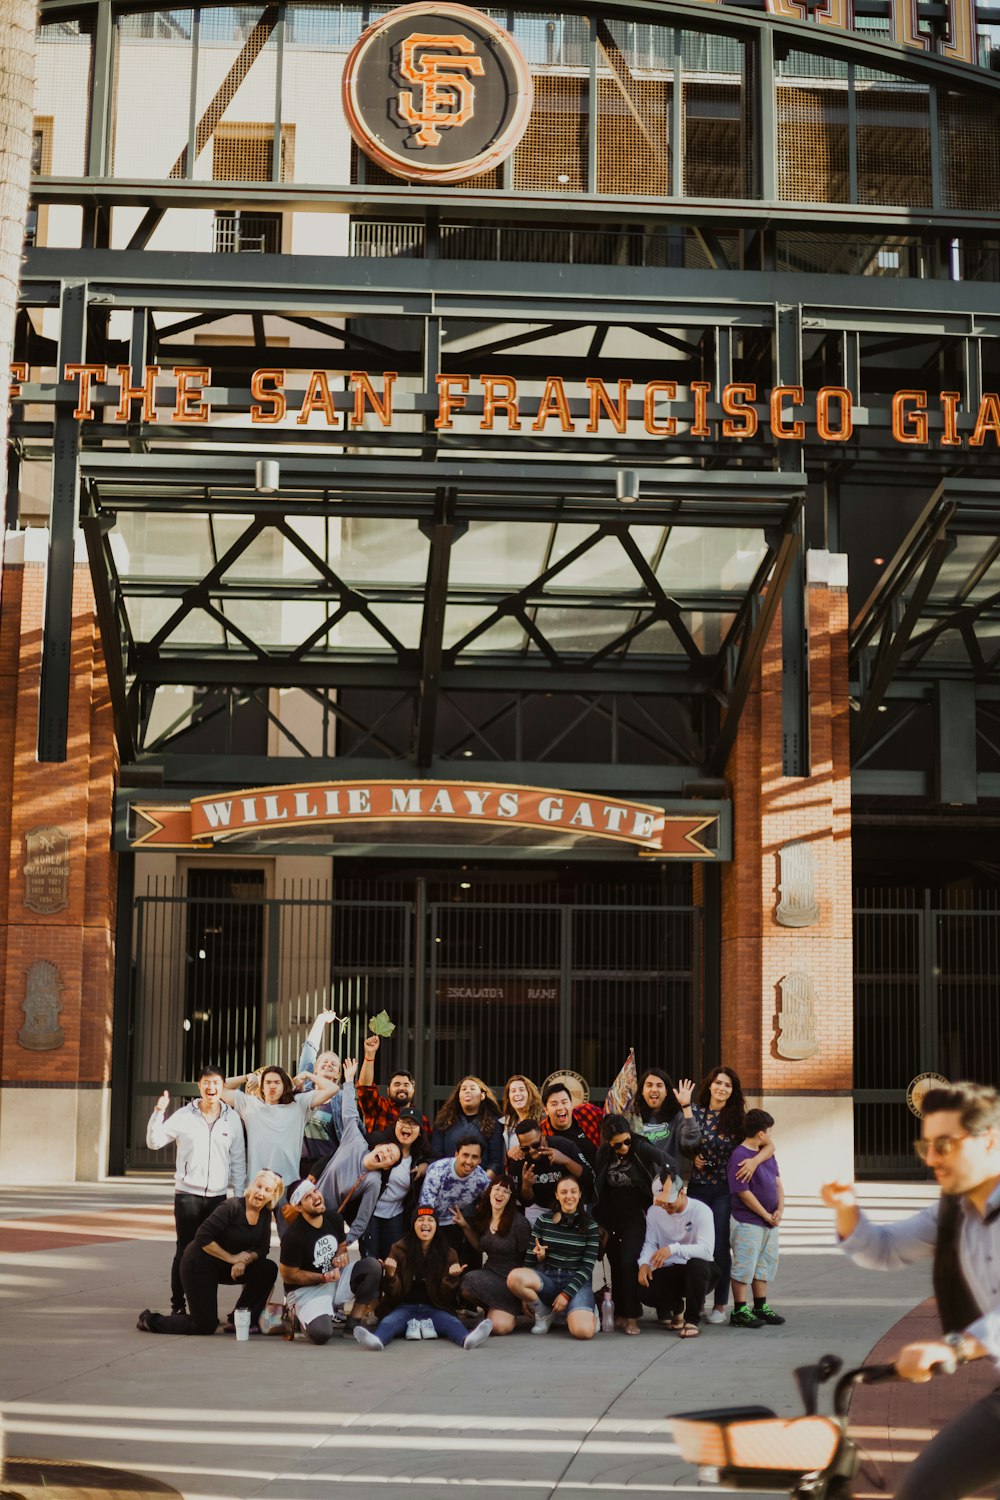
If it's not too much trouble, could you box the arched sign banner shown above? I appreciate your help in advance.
[128,779,721,859]
[343,2,533,183]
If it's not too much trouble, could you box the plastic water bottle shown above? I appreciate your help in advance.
[600,1288,615,1333]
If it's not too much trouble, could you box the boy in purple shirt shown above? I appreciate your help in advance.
[726,1110,786,1328]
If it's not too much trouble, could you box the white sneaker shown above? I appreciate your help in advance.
[419,1318,438,1340]
[353,1327,384,1350]
[531,1306,554,1335]
[463,1319,492,1350]
[706,1308,727,1325]
[405,1318,422,1340]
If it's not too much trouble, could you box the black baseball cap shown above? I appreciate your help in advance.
[396,1106,422,1123]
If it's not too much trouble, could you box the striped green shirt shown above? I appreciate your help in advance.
[525,1209,600,1300]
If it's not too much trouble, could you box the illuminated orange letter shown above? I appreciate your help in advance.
[531,377,574,433]
[250,368,286,423]
[115,364,160,422]
[9,362,27,401]
[689,381,712,437]
[435,375,470,430]
[770,385,805,440]
[586,378,632,434]
[64,362,107,420]
[172,366,211,424]
[351,371,396,428]
[480,375,521,431]
[643,381,676,436]
[816,386,853,441]
[970,392,1000,447]
[892,389,928,445]
[297,370,340,426]
[721,383,758,439]
[939,391,962,447]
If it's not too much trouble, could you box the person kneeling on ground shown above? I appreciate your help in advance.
[353,1207,493,1351]
[637,1173,717,1337]
[137,1169,281,1335]
[279,1177,384,1342]
[727,1109,786,1328]
[506,1174,599,1339]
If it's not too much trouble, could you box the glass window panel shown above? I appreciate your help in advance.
[916,629,970,663]
[970,555,1000,602]
[332,518,430,584]
[657,528,766,592]
[127,596,226,646]
[330,604,423,651]
[216,524,315,581]
[626,617,690,655]
[547,525,664,589]
[214,597,287,647]
[453,614,530,653]
[530,607,631,653]
[925,535,995,602]
[114,11,194,178]
[116,513,213,579]
[443,603,518,650]
[448,521,551,588]
[680,609,737,654]
[35,21,93,178]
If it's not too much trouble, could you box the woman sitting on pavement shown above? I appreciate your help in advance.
[593,1113,664,1336]
[500,1075,544,1156]
[361,1108,429,1259]
[137,1168,282,1335]
[456,1176,532,1335]
[507,1174,599,1340]
[430,1076,505,1178]
[353,1207,494,1351]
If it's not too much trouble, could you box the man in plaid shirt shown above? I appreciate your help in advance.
[539,1081,601,1165]
[356,1034,431,1137]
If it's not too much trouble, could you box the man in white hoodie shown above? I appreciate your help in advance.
[147,1065,246,1315]
[637,1173,717,1336]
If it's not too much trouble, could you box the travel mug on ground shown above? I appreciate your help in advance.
[233,1308,251,1341]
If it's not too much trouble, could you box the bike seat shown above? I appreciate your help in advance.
[671,1412,842,1475]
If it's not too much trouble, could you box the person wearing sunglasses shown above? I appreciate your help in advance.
[821,1080,1000,1500]
[593,1114,665,1334]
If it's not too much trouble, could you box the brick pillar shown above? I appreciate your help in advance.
[0,529,118,1181]
[720,550,853,1192]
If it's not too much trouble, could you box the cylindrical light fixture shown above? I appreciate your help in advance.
[615,468,640,504]
[255,459,280,493]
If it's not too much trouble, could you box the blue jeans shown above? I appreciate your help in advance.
[374,1302,469,1348]
[533,1269,596,1317]
[687,1180,731,1306]
[361,1212,405,1260]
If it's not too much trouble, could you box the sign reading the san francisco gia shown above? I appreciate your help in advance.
[130,779,720,859]
[342,2,532,183]
[21,362,1000,449]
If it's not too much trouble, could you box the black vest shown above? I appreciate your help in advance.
[933,1193,984,1334]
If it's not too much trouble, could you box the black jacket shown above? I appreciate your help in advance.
[593,1134,664,1225]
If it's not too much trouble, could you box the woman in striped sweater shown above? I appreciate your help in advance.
[506,1175,599,1339]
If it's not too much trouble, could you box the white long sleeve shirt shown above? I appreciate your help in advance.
[146,1099,245,1196]
[638,1197,716,1268]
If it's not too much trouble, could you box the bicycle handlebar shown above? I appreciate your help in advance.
[833,1357,955,1416]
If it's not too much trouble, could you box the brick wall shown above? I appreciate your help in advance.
[0,545,117,1106]
[720,562,853,1101]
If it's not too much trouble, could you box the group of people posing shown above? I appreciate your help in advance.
[137,1011,787,1350]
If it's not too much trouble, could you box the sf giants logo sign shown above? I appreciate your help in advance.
[397,33,485,146]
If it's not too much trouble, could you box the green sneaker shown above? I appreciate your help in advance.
[755,1303,786,1325]
[730,1305,765,1328]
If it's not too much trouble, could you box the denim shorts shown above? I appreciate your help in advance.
[534,1268,596,1316]
[730,1221,780,1284]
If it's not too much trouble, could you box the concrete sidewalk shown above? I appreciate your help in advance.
[0,1181,936,1500]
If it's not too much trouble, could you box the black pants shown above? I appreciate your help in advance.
[896,1384,1000,1500]
[640,1259,718,1325]
[147,1250,277,1335]
[440,1222,482,1271]
[171,1193,226,1313]
[603,1216,647,1320]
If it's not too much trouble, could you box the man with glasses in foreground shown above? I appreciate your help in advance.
[822,1080,1000,1500]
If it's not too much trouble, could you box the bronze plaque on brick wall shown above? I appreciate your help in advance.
[23,827,70,914]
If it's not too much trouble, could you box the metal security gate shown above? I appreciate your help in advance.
[854,889,1000,1178]
[125,867,700,1169]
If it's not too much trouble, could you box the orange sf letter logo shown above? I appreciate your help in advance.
[397,33,486,146]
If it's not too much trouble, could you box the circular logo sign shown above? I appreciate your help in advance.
[542,1069,590,1107]
[906,1072,949,1117]
[343,2,533,184]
